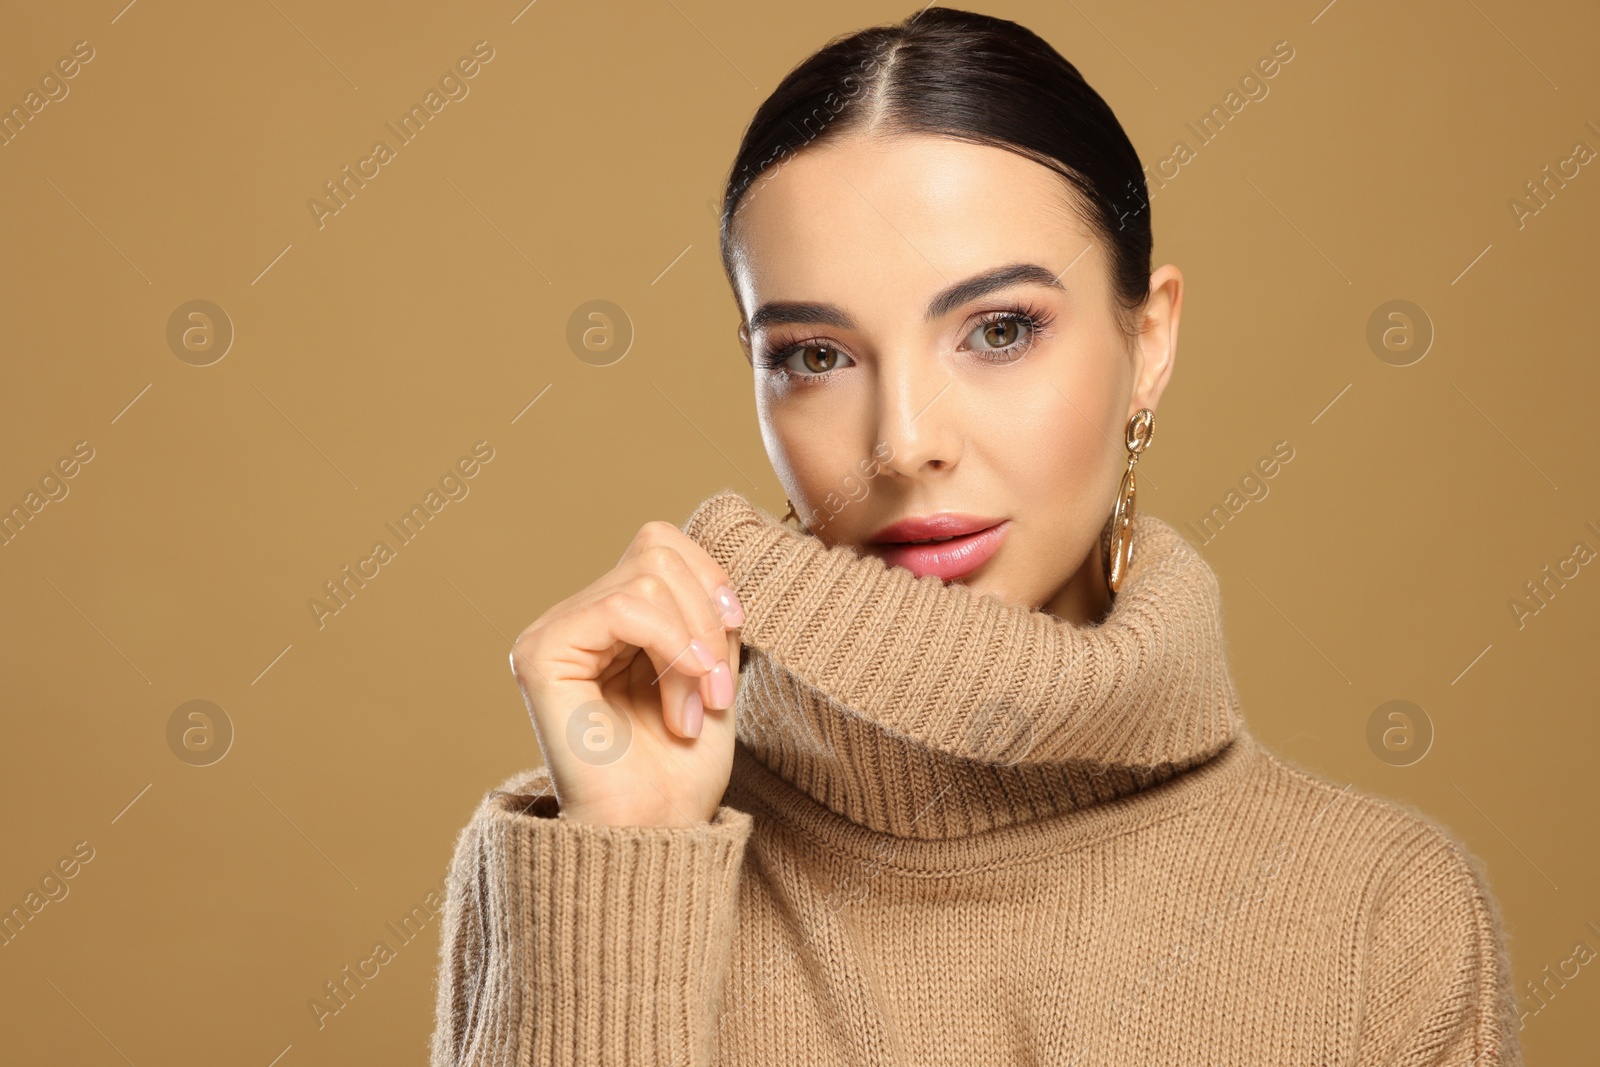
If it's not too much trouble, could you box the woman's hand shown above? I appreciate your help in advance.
[510,521,744,828]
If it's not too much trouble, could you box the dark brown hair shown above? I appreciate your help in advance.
[718,7,1152,342]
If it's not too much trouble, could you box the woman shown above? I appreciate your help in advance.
[430,9,1519,1065]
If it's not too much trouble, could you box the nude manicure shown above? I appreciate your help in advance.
[682,691,703,738]
[714,584,745,627]
[709,660,734,708]
[688,638,719,670]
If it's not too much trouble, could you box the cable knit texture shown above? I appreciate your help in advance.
[431,488,1521,1066]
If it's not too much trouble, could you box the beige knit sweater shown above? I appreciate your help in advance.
[431,489,1521,1066]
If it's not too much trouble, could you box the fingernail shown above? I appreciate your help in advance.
[688,638,718,670]
[682,691,703,737]
[714,584,745,627]
[709,660,734,709]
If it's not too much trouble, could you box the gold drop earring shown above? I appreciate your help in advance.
[1103,408,1155,593]
[782,498,807,532]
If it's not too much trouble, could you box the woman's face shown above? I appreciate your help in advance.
[728,132,1182,621]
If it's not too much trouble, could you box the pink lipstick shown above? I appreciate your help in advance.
[866,513,1011,582]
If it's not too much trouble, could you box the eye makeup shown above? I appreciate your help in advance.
[755,299,1057,384]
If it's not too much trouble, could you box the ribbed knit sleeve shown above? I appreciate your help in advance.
[430,767,754,1067]
[1353,825,1521,1066]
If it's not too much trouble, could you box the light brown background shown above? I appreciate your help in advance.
[2,0,1595,1062]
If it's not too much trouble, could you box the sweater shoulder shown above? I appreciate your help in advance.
[1243,748,1521,1063]
[1242,743,1501,901]
[1249,742,1465,845]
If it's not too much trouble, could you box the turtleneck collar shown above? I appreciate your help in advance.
[681,489,1247,841]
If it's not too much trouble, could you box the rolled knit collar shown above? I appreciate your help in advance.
[681,489,1248,841]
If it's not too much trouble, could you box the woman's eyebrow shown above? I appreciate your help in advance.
[747,262,1066,332]
[925,262,1066,320]
[747,300,855,333]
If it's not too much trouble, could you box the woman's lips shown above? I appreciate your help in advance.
[868,520,1011,581]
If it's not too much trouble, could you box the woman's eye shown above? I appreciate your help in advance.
[965,316,1031,355]
[784,344,850,375]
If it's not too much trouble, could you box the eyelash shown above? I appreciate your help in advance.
[756,301,1057,383]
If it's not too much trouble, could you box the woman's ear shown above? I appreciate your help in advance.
[1132,264,1182,412]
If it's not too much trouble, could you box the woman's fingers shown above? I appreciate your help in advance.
[503,518,750,828]
[654,659,705,739]
[513,519,747,745]
[515,580,711,738]
[622,522,745,628]
[615,527,742,710]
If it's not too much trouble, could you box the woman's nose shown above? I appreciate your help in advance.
[874,357,961,477]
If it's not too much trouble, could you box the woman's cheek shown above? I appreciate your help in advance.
[1034,423,1103,504]
[769,420,855,531]
[987,374,1096,492]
